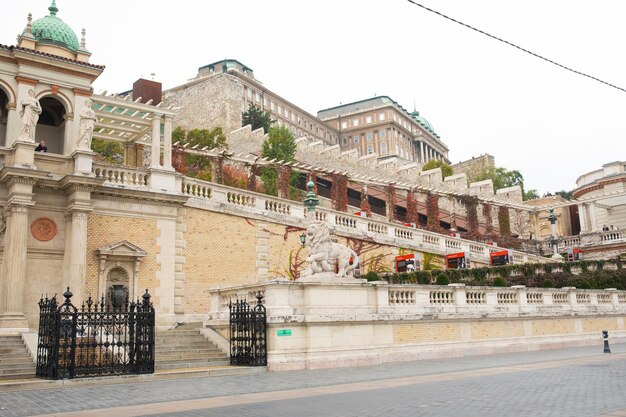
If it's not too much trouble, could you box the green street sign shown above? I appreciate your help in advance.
[277,329,292,337]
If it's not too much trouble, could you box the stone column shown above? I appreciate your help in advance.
[150,114,161,168]
[0,202,32,329]
[588,203,599,232]
[163,115,173,170]
[419,141,425,163]
[577,204,588,233]
[63,210,90,302]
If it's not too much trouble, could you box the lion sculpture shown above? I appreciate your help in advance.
[300,220,359,278]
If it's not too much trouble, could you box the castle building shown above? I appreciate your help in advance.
[317,97,450,165]
[163,59,340,145]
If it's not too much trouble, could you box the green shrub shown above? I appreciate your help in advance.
[436,273,450,285]
[364,271,380,282]
[543,279,554,288]
[493,277,507,287]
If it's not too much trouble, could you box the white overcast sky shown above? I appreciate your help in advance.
[3,0,625,194]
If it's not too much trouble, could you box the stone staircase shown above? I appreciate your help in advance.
[0,335,35,380]
[155,327,229,371]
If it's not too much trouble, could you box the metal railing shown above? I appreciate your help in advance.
[36,287,155,379]
[229,292,267,367]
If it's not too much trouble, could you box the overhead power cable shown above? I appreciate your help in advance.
[407,0,626,94]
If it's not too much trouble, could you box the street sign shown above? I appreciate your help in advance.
[277,329,292,337]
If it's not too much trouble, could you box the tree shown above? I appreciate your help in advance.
[422,159,453,178]
[262,125,296,162]
[524,189,540,200]
[474,166,538,200]
[555,190,573,200]
[260,126,298,198]
[242,104,275,134]
[173,126,227,179]
[91,138,124,164]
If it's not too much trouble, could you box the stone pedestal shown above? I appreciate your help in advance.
[148,168,179,193]
[12,140,37,168]
[72,149,95,175]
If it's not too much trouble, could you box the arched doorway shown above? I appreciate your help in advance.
[36,96,66,154]
[0,88,8,147]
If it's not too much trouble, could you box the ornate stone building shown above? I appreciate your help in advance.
[317,96,449,165]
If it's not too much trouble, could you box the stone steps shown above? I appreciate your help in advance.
[0,336,35,381]
[154,327,229,371]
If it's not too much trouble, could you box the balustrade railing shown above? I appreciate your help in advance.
[93,164,149,188]
[178,177,545,263]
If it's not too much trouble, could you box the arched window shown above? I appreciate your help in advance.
[0,88,8,147]
[36,96,66,154]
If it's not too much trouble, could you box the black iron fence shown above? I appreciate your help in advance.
[36,287,155,379]
[229,292,267,366]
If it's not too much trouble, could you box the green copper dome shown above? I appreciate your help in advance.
[31,1,79,52]
[411,110,435,134]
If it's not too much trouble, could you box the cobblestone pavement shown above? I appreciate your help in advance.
[1,344,625,417]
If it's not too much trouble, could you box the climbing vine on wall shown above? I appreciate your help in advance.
[426,193,442,233]
[483,203,494,236]
[331,173,348,212]
[455,195,480,240]
[247,163,259,192]
[277,165,292,199]
[386,183,397,222]
[212,155,224,184]
[498,205,511,237]
[406,190,418,225]
[360,186,372,217]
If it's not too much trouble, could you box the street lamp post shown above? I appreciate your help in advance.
[548,208,563,260]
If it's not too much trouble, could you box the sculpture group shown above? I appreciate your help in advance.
[300,220,360,279]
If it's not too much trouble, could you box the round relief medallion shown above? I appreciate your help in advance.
[31,217,57,242]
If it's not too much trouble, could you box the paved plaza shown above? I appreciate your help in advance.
[1,344,625,417]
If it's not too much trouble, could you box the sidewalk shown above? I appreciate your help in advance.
[0,343,624,417]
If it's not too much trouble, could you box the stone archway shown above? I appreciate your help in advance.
[36,95,67,154]
[95,241,146,303]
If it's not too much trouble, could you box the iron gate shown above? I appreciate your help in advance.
[36,287,155,379]
[229,291,267,366]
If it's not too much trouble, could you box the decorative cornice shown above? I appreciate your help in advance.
[73,88,92,97]
[572,176,626,199]
[15,76,38,86]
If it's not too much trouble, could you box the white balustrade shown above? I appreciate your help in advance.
[445,238,462,251]
[389,290,416,304]
[552,292,568,304]
[178,176,547,263]
[368,222,388,235]
[597,293,612,304]
[465,291,486,304]
[470,244,486,258]
[619,294,626,304]
[395,228,414,240]
[430,290,454,304]
[335,215,358,229]
[497,292,518,304]
[422,234,440,247]
[576,293,590,305]
[227,191,255,207]
[602,230,625,243]
[526,292,544,304]
[94,165,149,188]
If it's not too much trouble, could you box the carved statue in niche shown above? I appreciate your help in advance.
[300,220,360,278]
[18,89,41,142]
[78,99,97,150]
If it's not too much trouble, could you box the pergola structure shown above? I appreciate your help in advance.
[91,93,176,171]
